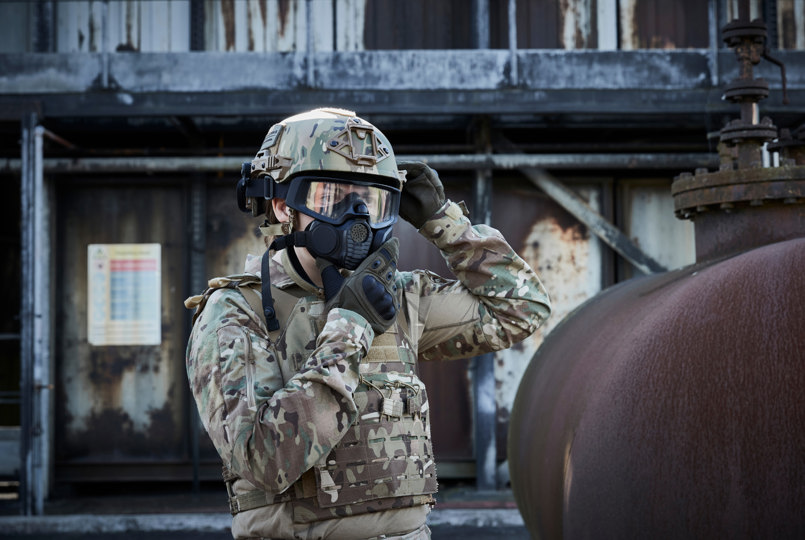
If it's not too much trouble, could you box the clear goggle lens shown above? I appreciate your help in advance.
[302,181,396,225]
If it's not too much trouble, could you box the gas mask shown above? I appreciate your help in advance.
[262,174,400,270]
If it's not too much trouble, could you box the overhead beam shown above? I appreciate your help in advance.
[2,50,802,93]
[0,153,719,174]
[1,50,803,118]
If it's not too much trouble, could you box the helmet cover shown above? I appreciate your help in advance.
[251,107,404,188]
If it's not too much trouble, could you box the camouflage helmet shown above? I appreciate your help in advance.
[241,108,405,217]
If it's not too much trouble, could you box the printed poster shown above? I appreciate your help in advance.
[88,243,161,346]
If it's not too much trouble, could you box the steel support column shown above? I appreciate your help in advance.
[187,177,207,492]
[473,0,490,49]
[472,118,497,491]
[33,0,55,53]
[508,0,518,85]
[20,113,50,515]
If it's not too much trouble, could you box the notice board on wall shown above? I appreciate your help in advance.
[88,243,161,346]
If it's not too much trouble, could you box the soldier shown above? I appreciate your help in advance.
[185,108,551,539]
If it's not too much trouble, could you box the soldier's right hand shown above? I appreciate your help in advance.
[320,238,399,334]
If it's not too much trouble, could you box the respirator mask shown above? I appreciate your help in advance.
[250,172,400,270]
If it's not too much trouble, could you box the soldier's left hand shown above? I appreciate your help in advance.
[397,161,446,229]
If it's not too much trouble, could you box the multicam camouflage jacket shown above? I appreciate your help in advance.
[185,199,551,530]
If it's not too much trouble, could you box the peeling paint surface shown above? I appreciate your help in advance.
[205,0,333,52]
[625,181,695,273]
[494,186,602,442]
[619,0,639,50]
[486,183,603,463]
[778,0,805,50]
[4,0,802,55]
[619,0,708,50]
[55,0,191,53]
[560,0,593,50]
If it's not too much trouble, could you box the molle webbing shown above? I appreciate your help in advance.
[225,468,434,518]
[224,331,436,518]
[313,384,437,511]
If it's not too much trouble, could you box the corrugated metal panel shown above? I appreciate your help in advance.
[364,0,472,50]
[726,0,764,21]
[335,0,366,51]
[778,0,805,49]
[204,0,334,52]
[620,0,709,50]
[492,181,603,458]
[4,0,804,54]
[55,0,190,53]
[55,181,188,479]
[514,0,597,49]
[0,2,32,53]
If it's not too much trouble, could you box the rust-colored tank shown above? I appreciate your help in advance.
[509,8,805,539]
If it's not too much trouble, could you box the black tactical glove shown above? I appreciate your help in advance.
[318,238,399,335]
[397,161,446,229]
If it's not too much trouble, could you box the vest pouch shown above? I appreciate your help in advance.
[312,384,437,509]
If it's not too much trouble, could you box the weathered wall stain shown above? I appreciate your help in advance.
[221,0,236,51]
[54,183,187,477]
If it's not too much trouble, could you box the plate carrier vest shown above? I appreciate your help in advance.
[187,270,438,520]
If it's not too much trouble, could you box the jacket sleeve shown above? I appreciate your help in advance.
[402,200,551,361]
[186,290,374,494]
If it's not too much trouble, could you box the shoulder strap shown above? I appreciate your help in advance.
[261,248,281,331]
[184,273,257,326]
[239,285,269,331]
[185,251,310,335]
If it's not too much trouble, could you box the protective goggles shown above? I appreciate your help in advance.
[284,175,400,227]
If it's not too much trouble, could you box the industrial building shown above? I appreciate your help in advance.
[0,0,803,517]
